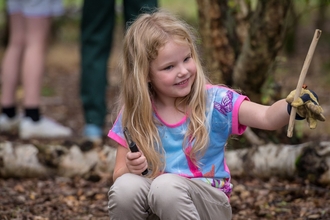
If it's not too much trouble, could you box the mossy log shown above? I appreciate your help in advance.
[227,141,330,185]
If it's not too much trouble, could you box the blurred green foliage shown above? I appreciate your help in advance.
[159,0,198,26]
[63,0,84,7]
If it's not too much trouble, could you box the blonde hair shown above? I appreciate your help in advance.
[120,9,209,178]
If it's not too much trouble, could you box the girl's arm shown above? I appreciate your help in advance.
[113,145,148,182]
[238,99,289,130]
[113,145,130,182]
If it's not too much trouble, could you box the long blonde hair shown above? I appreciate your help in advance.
[120,9,209,178]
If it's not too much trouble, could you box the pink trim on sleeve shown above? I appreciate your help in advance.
[108,130,128,148]
[106,108,127,148]
[231,95,249,135]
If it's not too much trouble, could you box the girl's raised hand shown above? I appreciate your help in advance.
[286,88,326,129]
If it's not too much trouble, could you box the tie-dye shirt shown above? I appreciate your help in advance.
[108,84,249,197]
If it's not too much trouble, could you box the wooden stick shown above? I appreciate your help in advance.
[287,29,322,137]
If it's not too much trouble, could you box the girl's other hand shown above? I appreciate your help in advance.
[126,151,148,175]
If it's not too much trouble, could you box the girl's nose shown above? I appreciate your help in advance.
[178,65,188,77]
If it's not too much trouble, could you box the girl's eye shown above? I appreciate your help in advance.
[184,56,191,62]
[164,65,173,70]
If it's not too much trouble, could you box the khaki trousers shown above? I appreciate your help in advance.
[108,173,232,220]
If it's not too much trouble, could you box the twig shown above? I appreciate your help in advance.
[287,29,322,137]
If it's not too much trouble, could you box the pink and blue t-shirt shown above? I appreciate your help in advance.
[108,84,249,197]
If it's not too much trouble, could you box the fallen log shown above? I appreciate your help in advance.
[226,141,330,185]
[0,141,116,181]
[1,141,329,185]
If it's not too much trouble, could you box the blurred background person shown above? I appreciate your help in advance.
[80,0,158,142]
[0,0,72,139]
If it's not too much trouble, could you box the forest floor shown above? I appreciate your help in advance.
[1,175,329,220]
[1,14,330,220]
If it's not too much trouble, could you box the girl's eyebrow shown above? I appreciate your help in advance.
[158,61,174,70]
[161,52,190,67]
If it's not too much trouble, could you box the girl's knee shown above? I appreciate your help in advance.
[148,174,187,202]
[109,173,146,203]
[109,173,151,208]
[108,174,153,219]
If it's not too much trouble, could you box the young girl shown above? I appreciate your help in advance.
[107,10,325,220]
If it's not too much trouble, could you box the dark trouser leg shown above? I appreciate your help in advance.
[123,0,158,25]
[80,0,115,129]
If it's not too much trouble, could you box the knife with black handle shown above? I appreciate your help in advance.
[123,127,148,176]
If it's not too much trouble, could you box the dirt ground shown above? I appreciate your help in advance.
[1,14,330,220]
[0,175,329,220]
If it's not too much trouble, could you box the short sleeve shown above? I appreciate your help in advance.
[107,110,128,148]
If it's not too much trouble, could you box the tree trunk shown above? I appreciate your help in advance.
[197,0,291,102]
[2,141,330,185]
[233,0,291,102]
[196,0,236,85]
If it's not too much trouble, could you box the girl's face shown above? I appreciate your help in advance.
[149,39,197,105]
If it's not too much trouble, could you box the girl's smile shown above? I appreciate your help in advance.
[175,78,189,86]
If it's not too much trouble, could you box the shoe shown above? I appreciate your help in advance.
[83,124,102,142]
[19,117,72,139]
[0,114,20,132]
